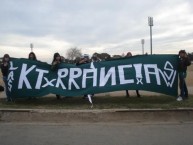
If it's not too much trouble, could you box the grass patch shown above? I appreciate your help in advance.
[0,95,193,109]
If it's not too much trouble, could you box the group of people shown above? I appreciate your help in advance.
[1,54,12,102]
[0,50,191,103]
[0,52,39,102]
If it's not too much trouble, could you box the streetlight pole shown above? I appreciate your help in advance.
[141,39,145,55]
[148,17,153,55]
[30,43,33,52]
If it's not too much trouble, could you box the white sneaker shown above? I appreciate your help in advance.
[177,96,183,101]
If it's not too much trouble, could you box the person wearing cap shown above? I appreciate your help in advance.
[177,50,191,101]
[1,54,13,102]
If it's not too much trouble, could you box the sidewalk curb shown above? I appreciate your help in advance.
[0,108,193,123]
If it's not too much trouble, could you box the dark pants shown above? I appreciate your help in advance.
[126,90,140,97]
[179,72,188,99]
[56,94,61,99]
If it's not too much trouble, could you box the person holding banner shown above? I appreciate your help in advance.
[76,55,93,107]
[28,52,38,100]
[177,50,191,101]
[1,54,13,102]
[51,52,62,100]
[125,52,141,98]
[28,52,37,61]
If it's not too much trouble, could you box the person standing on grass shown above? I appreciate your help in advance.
[177,50,191,101]
[125,52,141,98]
[76,55,90,100]
[90,54,101,98]
[28,52,38,100]
[51,52,62,100]
[76,55,93,107]
[0,54,13,102]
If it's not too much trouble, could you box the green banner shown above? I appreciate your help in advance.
[7,55,178,98]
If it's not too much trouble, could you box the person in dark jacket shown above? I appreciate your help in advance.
[51,53,62,99]
[177,50,191,101]
[28,52,37,61]
[1,54,12,101]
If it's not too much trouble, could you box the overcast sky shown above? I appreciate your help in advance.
[1,0,193,62]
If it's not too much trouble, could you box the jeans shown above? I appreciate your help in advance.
[3,76,12,101]
[179,72,188,99]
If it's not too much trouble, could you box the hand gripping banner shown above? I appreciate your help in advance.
[7,55,178,98]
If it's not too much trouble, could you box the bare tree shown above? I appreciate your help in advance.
[66,47,82,60]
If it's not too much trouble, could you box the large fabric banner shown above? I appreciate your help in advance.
[7,55,178,98]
